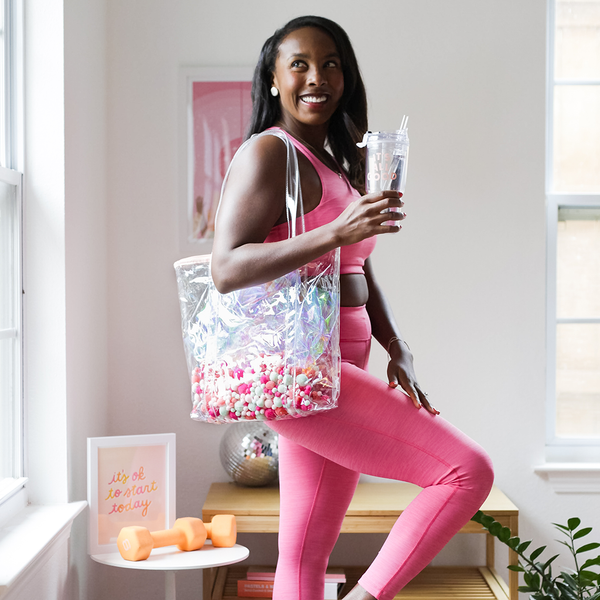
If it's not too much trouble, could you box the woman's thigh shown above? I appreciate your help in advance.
[270,303,490,490]
[269,362,490,489]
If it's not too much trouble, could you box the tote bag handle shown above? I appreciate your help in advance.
[214,130,306,239]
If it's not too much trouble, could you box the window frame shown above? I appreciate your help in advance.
[0,0,25,508]
[546,0,600,460]
[0,165,25,505]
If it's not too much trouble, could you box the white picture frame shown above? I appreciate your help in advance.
[87,433,176,556]
[177,66,254,257]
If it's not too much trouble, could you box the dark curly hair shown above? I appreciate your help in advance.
[247,16,368,192]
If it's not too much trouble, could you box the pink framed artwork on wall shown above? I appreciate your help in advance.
[179,67,254,253]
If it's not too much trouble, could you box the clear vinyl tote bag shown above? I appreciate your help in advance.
[174,130,341,424]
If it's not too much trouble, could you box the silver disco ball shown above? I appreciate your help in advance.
[219,423,279,487]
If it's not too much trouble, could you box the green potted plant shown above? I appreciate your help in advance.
[472,511,600,599]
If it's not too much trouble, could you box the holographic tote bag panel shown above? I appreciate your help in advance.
[174,131,340,424]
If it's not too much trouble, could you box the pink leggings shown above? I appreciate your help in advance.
[267,306,494,600]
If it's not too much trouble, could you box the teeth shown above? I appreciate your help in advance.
[301,96,327,103]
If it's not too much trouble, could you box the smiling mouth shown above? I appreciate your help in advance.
[300,95,328,104]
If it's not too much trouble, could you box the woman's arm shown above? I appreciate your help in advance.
[211,135,403,293]
[364,258,439,415]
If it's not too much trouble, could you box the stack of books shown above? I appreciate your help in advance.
[237,567,346,598]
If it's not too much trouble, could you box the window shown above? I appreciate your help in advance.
[0,0,24,504]
[547,0,600,459]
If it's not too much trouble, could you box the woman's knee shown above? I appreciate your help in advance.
[465,443,494,497]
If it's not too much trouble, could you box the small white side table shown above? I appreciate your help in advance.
[91,541,249,600]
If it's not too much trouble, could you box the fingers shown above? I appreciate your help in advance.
[416,387,440,415]
[389,380,440,415]
[365,193,406,227]
[406,387,422,410]
[363,190,403,204]
[335,191,405,244]
[377,210,405,225]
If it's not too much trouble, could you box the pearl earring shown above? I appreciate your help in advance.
[270,86,279,97]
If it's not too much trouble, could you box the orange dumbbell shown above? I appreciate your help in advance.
[116,515,237,561]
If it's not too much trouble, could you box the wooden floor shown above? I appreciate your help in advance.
[209,565,509,600]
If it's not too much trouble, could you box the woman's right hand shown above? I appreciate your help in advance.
[328,190,406,246]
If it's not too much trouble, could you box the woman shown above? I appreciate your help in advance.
[211,16,494,600]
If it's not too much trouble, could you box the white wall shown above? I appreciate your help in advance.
[59,0,600,598]
[64,0,109,597]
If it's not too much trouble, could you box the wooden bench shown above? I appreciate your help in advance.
[202,482,519,600]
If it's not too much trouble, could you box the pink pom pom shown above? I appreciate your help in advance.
[260,375,269,384]
[264,408,276,420]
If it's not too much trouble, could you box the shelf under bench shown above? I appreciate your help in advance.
[206,565,510,600]
[202,482,519,599]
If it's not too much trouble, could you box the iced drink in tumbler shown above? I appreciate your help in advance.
[358,129,410,194]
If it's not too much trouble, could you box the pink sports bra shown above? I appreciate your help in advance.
[264,127,376,275]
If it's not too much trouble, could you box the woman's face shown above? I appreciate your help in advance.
[272,27,344,132]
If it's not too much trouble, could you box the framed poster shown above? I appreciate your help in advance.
[178,66,254,255]
[87,433,176,555]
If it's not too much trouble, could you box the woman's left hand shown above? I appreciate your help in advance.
[387,346,440,415]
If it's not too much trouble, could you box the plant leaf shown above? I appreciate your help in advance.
[499,527,512,543]
[489,521,502,536]
[580,569,599,583]
[581,556,600,569]
[556,580,579,600]
[577,542,600,554]
[543,554,560,569]
[553,522,570,532]
[561,572,579,590]
[573,527,593,540]
[507,537,521,550]
[481,515,495,528]
[508,564,525,572]
[530,546,547,561]
[518,540,532,553]
[567,517,581,531]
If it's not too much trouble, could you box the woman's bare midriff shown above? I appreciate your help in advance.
[340,273,369,307]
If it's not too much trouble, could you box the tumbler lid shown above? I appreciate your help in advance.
[356,129,409,148]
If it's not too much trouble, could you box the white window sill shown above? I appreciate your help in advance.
[534,463,600,493]
[0,500,87,599]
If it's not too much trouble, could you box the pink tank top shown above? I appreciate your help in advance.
[264,128,376,275]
